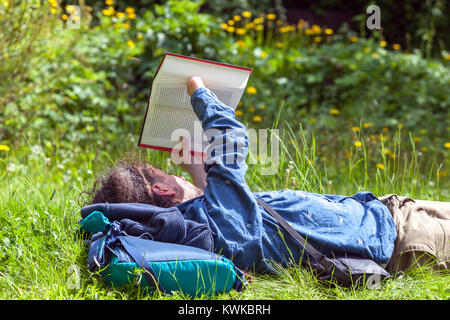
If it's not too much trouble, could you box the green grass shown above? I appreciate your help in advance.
[0,125,448,300]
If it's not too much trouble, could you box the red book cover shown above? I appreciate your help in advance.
[138,52,252,154]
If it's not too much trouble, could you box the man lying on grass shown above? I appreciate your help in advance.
[88,76,449,275]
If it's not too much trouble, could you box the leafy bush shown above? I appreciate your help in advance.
[0,1,62,146]
[217,12,449,162]
[1,0,233,153]
[1,0,448,173]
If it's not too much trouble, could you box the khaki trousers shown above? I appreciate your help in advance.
[378,194,450,273]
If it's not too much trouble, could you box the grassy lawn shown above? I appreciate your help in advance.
[1,0,449,302]
[0,128,448,300]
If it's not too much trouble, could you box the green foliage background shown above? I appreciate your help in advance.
[1,0,448,186]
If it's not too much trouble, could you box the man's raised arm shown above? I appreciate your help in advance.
[187,76,249,184]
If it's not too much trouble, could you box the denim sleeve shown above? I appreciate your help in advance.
[190,87,249,184]
[190,87,262,260]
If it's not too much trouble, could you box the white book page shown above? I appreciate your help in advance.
[141,103,205,152]
[160,54,251,90]
[140,54,251,152]
[141,80,205,152]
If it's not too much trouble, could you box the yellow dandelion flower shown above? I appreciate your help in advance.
[0,145,10,151]
[324,28,333,35]
[226,26,235,33]
[392,43,401,50]
[297,19,306,28]
[260,51,267,58]
[137,33,144,40]
[122,23,130,29]
[259,105,267,110]
[236,40,246,48]
[329,108,339,115]
[354,141,363,148]
[66,5,76,13]
[253,17,263,24]
[314,36,322,43]
[420,129,427,134]
[236,28,246,35]
[382,127,389,133]
[372,52,379,58]
[126,40,135,48]
[255,24,264,31]
[305,28,314,35]
[249,107,255,113]
[252,115,262,122]
[444,54,450,60]
[376,163,385,170]
[245,22,255,29]
[421,147,428,152]
[246,86,257,94]
[413,137,422,142]
[352,126,360,132]
[363,122,373,128]
[309,118,317,125]
[311,24,322,34]
[116,11,125,18]
[350,36,359,42]
[276,42,283,48]
[384,149,391,155]
[380,40,387,47]
[266,13,276,20]
[61,13,69,20]
[50,7,57,14]
[102,7,115,16]
[227,20,235,26]
[242,11,252,18]
[4,1,10,8]
[128,12,136,19]
[233,15,241,22]
[125,7,134,14]
[444,142,450,149]
[235,110,243,116]
[438,171,447,178]
[380,135,388,142]
[220,23,228,29]
[105,0,114,5]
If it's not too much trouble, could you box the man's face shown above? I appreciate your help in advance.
[172,175,204,202]
[152,168,203,203]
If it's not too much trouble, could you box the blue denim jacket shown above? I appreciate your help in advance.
[177,87,397,273]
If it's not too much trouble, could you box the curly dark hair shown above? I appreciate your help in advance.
[85,160,183,208]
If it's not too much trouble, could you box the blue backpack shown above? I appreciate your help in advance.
[79,203,247,296]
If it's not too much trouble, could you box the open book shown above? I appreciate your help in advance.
[138,52,252,153]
